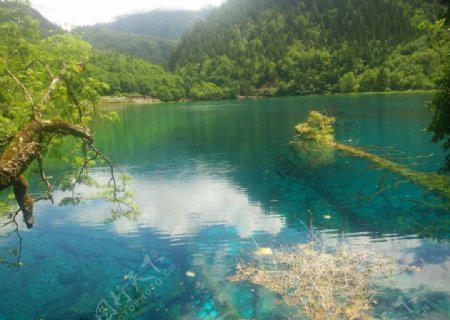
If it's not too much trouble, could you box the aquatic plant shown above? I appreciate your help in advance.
[228,242,396,320]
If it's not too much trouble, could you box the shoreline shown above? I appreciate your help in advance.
[339,89,436,96]
[101,96,161,104]
[101,90,436,105]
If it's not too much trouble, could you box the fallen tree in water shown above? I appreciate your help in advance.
[294,111,450,202]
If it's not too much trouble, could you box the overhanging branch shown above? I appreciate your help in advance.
[0,118,92,191]
[0,119,93,229]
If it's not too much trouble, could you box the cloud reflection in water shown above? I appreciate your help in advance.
[67,171,285,239]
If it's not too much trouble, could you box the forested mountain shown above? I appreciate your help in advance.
[0,0,62,37]
[92,9,212,40]
[74,8,212,67]
[87,50,185,101]
[6,0,448,101]
[171,0,446,98]
[75,27,176,66]
[0,1,185,100]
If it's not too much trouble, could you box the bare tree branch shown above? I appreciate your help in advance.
[5,68,34,104]
[88,143,126,210]
[5,67,41,120]
[37,153,53,204]
[40,66,67,106]
[1,208,23,272]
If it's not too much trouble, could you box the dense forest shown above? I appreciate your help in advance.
[171,0,446,98]
[87,50,185,101]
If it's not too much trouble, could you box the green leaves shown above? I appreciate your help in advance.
[87,50,185,101]
[39,34,92,67]
[422,10,450,173]
[0,2,140,224]
[170,0,445,97]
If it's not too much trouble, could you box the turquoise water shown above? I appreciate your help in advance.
[0,94,449,319]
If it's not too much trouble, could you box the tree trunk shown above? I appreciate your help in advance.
[0,119,93,228]
[13,175,34,228]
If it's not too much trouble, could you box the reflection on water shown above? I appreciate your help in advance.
[0,94,449,319]
[71,169,285,239]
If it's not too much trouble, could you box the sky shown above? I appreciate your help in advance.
[29,0,225,28]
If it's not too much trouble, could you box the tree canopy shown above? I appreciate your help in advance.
[427,1,450,173]
[170,0,446,98]
[0,1,136,228]
[86,50,185,101]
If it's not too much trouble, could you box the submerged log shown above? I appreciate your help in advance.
[294,111,450,202]
[333,142,450,201]
[0,119,93,227]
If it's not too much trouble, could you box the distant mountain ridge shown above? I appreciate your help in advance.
[75,27,176,66]
[73,8,213,66]
[91,8,212,40]
[1,0,62,37]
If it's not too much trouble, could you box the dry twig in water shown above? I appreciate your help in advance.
[228,242,396,320]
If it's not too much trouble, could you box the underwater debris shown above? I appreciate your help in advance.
[293,111,450,202]
[193,255,242,319]
[228,242,396,320]
[185,270,196,278]
[254,247,273,256]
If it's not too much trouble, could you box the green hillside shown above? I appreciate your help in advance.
[170,0,446,98]
[9,0,448,101]
[75,27,177,66]
[87,50,185,101]
[0,0,62,37]
[92,9,211,40]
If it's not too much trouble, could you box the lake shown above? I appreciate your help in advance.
[0,93,449,320]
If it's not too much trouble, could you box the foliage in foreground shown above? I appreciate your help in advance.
[426,4,450,173]
[0,1,138,228]
[228,242,396,320]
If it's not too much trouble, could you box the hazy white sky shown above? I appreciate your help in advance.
[30,0,225,28]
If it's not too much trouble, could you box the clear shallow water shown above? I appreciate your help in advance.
[1,94,449,319]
